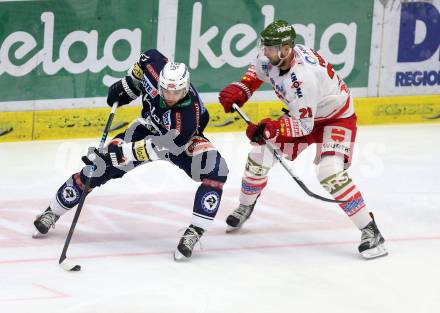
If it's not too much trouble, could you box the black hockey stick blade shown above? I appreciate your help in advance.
[59,257,81,271]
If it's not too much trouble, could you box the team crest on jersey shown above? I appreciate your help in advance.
[201,191,220,213]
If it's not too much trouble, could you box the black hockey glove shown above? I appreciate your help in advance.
[107,76,141,107]
[81,144,125,167]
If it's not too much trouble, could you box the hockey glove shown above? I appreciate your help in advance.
[219,82,251,113]
[107,76,140,107]
[245,121,268,145]
[246,117,295,144]
[258,118,280,141]
[82,142,125,168]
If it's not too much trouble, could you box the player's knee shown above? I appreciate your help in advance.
[316,155,345,183]
[187,138,229,183]
[198,152,228,184]
[55,173,91,209]
[212,154,229,183]
[244,155,270,178]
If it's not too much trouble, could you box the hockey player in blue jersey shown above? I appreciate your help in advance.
[32,49,229,261]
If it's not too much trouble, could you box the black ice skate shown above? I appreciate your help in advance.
[358,214,388,259]
[174,225,204,261]
[225,202,256,233]
[32,207,59,238]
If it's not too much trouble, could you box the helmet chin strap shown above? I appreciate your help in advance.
[275,47,292,67]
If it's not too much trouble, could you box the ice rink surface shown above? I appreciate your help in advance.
[1,124,440,313]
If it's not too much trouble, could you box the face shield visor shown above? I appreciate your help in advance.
[257,38,291,67]
[159,86,187,105]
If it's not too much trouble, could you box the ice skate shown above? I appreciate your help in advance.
[225,202,256,233]
[174,225,204,261]
[32,207,59,238]
[358,214,388,259]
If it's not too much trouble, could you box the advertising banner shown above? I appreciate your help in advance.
[0,0,157,103]
[377,0,440,96]
[0,0,373,108]
[173,0,373,94]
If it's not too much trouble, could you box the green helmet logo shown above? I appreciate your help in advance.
[260,20,296,46]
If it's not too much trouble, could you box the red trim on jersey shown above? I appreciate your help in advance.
[315,95,351,122]
[240,65,264,94]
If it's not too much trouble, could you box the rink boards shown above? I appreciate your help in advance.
[1,94,440,142]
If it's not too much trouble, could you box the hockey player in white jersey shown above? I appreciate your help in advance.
[218,20,387,259]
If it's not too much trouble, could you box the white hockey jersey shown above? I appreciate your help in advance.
[251,44,354,137]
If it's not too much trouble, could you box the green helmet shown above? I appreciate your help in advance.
[260,20,296,46]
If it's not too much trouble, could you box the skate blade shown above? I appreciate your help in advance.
[173,250,190,262]
[361,244,388,259]
[32,230,47,238]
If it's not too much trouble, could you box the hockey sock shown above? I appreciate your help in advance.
[239,156,270,206]
[191,179,224,230]
[49,173,92,216]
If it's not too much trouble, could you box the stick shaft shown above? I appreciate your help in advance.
[59,102,119,264]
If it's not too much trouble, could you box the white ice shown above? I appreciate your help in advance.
[1,124,440,313]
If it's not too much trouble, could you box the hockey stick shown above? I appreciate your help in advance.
[424,111,440,120]
[98,121,129,132]
[59,102,119,272]
[0,127,13,137]
[232,103,345,204]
